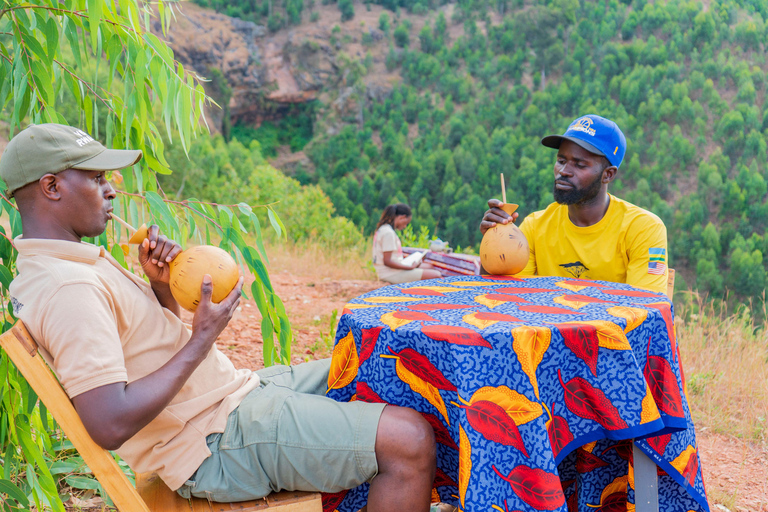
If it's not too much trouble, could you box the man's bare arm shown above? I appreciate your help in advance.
[71,276,243,450]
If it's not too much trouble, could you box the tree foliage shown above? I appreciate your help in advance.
[0,0,291,509]
[299,0,768,307]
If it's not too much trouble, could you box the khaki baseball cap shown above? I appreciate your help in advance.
[0,124,142,196]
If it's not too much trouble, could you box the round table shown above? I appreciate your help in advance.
[324,275,708,512]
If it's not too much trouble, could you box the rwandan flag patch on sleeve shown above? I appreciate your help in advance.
[648,248,667,275]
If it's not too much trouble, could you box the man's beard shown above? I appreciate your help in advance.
[553,171,603,205]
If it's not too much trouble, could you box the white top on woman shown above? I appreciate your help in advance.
[372,224,404,281]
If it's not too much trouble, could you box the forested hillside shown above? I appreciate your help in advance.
[194,0,768,304]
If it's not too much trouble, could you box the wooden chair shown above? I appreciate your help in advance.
[0,321,322,512]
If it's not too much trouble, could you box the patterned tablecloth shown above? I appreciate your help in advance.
[323,275,709,512]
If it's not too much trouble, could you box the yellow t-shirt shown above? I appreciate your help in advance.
[518,195,668,293]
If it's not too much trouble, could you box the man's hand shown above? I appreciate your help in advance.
[480,198,519,235]
[138,225,183,284]
[72,274,245,451]
[190,274,245,344]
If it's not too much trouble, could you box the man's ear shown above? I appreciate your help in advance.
[602,166,618,184]
[38,174,62,200]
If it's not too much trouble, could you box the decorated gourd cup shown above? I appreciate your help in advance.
[479,203,529,275]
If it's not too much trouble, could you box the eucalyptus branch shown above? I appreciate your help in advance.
[10,13,45,109]
[1,4,205,97]
[54,59,117,116]
[116,190,280,211]
[0,229,16,249]
[0,191,18,211]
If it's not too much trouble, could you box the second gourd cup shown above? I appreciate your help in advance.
[112,214,240,312]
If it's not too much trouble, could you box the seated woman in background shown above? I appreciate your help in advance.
[372,203,442,283]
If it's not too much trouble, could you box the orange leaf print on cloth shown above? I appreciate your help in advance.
[380,310,436,331]
[463,311,522,330]
[364,296,427,304]
[459,426,471,509]
[400,285,465,296]
[606,306,648,333]
[640,382,661,424]
[381,347,454,424]
[671,445,699,487]
[591,320,632,350]
[460,386,544,425]
[451,280,506,287]
[555,280,608,292]
[553,295,592,310]
[327,332,359,393]
[512,325,551,399]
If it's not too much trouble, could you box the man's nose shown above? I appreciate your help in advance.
[104,181,117,200]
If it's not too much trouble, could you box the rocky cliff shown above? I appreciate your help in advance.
[158,3,406,132]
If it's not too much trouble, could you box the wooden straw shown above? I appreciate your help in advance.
[500,173,507,204]
[109,212,137,235]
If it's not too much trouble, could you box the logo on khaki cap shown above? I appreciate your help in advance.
[72,129,95,147]
[0,123,142,196]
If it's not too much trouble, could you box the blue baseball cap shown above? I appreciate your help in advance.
[541,115,627,168]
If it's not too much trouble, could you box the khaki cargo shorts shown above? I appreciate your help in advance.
[176,359,386,502]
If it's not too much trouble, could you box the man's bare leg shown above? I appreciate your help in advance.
[367,405,436,512]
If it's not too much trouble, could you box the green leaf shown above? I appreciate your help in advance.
[0,264,12,291]
[87,0,103,51]
[63,16,83,70]
[20,32,48,67]
[110,244,128,270]
[0,478,29,507]
[64,475,101,490]
[278,316,291,365]
[261,316,275,367]
[267,207,286,239]
[49,461,85,475]
[44,18,58,67]
[145,191,179,233]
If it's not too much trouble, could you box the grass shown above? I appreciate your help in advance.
[264,239,375,281]
[676,293,768,445]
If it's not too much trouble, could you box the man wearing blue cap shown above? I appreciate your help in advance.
[480,114,668,293]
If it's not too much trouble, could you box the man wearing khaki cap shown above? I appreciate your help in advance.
[2,124,436,509]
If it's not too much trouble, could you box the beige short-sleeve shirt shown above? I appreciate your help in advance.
[9,237,260,490]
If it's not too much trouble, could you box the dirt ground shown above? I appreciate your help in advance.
[200,264,768,512]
